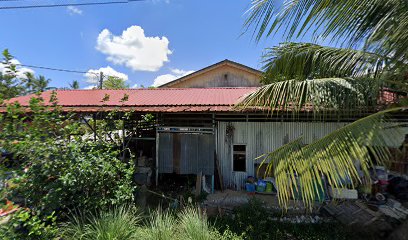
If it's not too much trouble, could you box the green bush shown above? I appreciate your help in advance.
[0,208,58,240]
[7,139,135,215]
[0,94,136,239]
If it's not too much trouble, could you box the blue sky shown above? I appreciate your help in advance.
[0,0,310,89]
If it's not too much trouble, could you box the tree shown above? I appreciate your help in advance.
[69,80,80,89]
[25,73,51,94]
[0,49,23,99]
[103,76,129,89]
[242,0,408,209]
[0,49,51,99]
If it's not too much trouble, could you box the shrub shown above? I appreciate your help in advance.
[7,139,135,215]
[0,208,58,240]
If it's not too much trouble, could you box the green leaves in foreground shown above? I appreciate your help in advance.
[244,0,408,63]
[237,78,380,114]
[261,43,388,82]
[257,107,407,210]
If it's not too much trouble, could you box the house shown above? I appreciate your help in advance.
[2,60,406,190]
[158,60,262,88]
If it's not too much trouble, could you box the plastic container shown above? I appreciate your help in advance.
[265,182,273,193]
[256,180,266,192]
[245,183,255,193]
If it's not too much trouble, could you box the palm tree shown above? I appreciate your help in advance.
[241,0,408,209]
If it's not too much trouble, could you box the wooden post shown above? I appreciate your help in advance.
[99,72,104,89]
[195,171,202,197]
[93,114,97,142]
[122,118,126,160]
[155,132,159,187]
[211,175,215,193]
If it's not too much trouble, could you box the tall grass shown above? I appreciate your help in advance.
[61,205,241,240]
[138,208,177,240]
[178,207,214,240]
[61,205,141,240]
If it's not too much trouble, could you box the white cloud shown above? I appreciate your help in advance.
[83,85,96,90]
[0,58,34,79]
[67,6,83,15]
[85,66,129,84]
[96,25,172,72]
[131,83,138,88]
[152,68,194,87]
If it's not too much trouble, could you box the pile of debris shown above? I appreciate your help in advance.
[322,173,408,238]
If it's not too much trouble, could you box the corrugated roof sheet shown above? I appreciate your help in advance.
[4,88,258,113]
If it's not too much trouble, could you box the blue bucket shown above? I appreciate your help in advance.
[245,183,256,192]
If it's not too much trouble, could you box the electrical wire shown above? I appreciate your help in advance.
[18,64,89,74]
[0,0,144,10]
[15,63,121,80]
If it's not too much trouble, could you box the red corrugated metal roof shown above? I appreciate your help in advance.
[4,88,258,113]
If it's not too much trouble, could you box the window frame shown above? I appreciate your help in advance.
[232,144,247,172]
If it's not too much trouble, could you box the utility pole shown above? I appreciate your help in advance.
[99,72,104,89]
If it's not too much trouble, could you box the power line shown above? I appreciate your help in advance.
[15,63,122,82]
[18,64,89,75]
[0,0,145,10]
[14,63,127,89]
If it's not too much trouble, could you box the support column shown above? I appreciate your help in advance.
[122,118,126,160]
[155,132,159,186]
[93,114,97,142]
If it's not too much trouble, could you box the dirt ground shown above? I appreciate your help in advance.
[204,190,319,214]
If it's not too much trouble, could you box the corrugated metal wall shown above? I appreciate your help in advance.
[179,133,215,175]
[158,132,215,175]
[158,133,174,173]
[216,121,349,189]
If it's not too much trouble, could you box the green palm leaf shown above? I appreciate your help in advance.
[256,107,407,210]
[245,0,408,63]
[262,43,388,82]
[237,78,380,114]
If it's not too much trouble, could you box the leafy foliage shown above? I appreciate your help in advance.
[257,108,406,209]
[0,49,52,99]
[245,0,408,63]
[69,80,80,89]
[0,208,58,240]
[0,93,136,238]
[241,0,408,211]
[5,139,135,214]
[237,78,380,113]
[103,76,129,89]
[261,43,388,82]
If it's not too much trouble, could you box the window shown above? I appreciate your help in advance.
[233,145,246,172]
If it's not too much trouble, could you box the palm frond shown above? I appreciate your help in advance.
[257,107,407,210]
[237,78,380,113]
[262,43,387,82]
[244,0,276,41]
[245,0,408,62]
